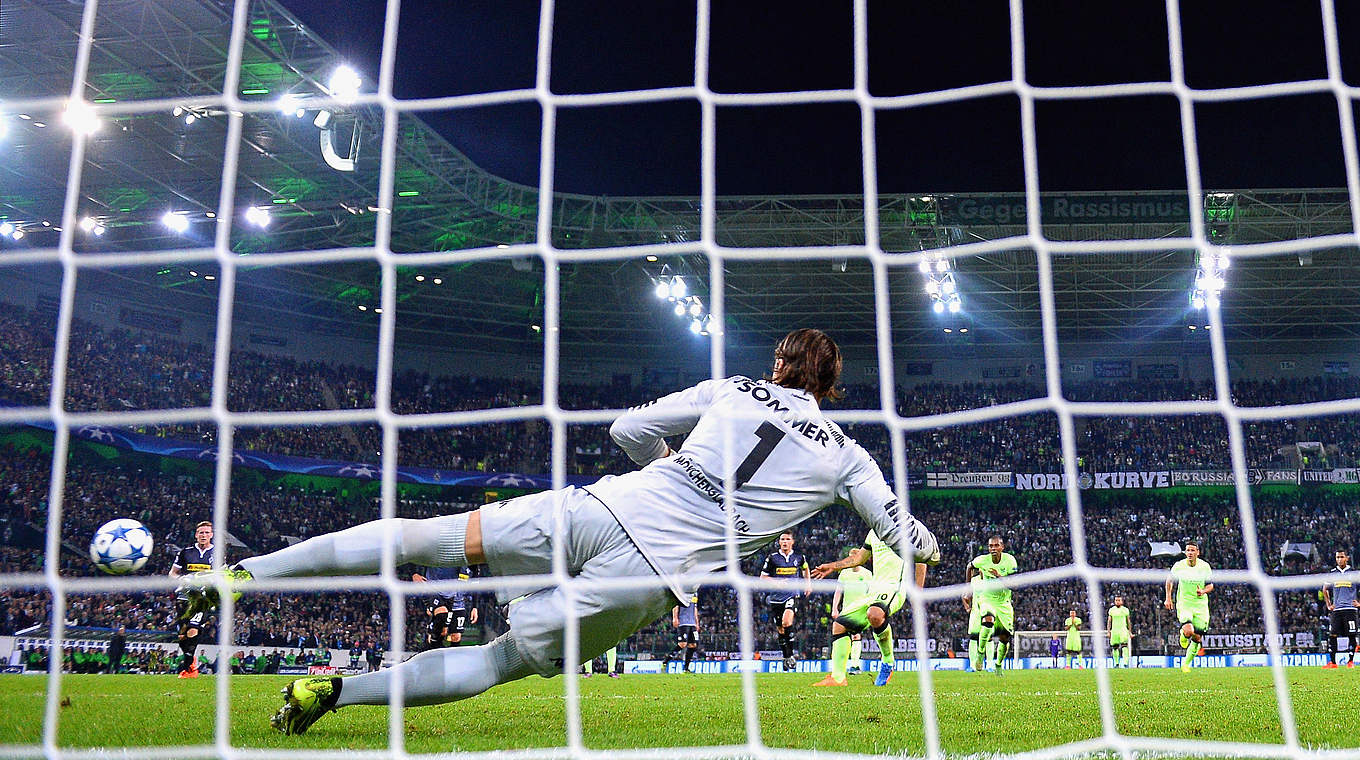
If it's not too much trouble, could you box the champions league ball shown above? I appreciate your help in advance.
[90,518,154,574]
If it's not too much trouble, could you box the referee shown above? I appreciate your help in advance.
[1322,549,1360,668]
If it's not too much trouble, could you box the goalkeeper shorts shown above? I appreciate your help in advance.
[482,488,675,677]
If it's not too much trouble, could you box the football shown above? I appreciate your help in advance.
[89,518,154,575]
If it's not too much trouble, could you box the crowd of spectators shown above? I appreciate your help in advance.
[7,305,1360,475]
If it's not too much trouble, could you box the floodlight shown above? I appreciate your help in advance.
[935,259,948,273]
[918,260,931,274]
[79,217,97,233]
[62,101,100,135]
[932,301,945,314]
[669,275,687,300]
[328,65,362,102]
[358,305,367,311]
[173,106,183,117]
[94,224,106,236]
[11,229,22,240]
[924,280,940,295]
[948,300,962,314]
[1191,295,1206,310]
[0,223,12,237]
[943,328,953,333]
[313,110,332,129]
[432,278,442,285]
[959,327,968,333]
[688,299,703,317]
[185,113,197,125]
[244,206,271,228]
[654,280,669,299]
[941,278,956,296]
[160,211,189,233]
[415,275,425,282]
[673,302,686,317]
[689,319,702,334]
[1218,254,1231,270]
[1188,324,1197,330]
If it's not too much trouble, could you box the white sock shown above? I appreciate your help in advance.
[336,633,531,707]
[239,514,469,579]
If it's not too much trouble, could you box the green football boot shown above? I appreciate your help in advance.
[271,677,342,735]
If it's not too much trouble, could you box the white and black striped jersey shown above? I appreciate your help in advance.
[586,375,939,605]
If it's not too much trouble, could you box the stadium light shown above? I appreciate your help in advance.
[673,302,685,317]
[670,275,687,300]
[653,279,669,299]
[11,229,23,241]
[432,278,442,285]
[1191,251,1228,310]
[160,211,190,234]
[62,100,100,135]
[328,65,362,102]
[0,222,11,237]
[79,217,105,236]
[932,300,945,314]
[415,274,425,282]
[244,206,271,228]
[948,299,962,314]
[687,298,703,317]
[689,318,702,335]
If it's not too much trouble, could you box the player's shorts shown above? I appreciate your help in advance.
[479,487,674,677]
[967,600,982,635]
[1110,631,1130,646]
[1330,608,1358,637]
[835,582,903,633]
[676,624,698,645]
[449,608,469,634]
[767,597,798,620]
[1065,637,1082,653]
[1176,606,1210,632]
[180,611,205,630]
[977,599,1014,633]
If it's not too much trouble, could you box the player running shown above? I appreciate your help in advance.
[412,567,478,649]
[1165,541,1213,672]
[1322,549,1359,668]
[178,328,940,735]
[759,531,812,671]
[810,529,926,688]
[1107,596,1132,668]
[1063,609,1083,669]
[831,557,872,674]
[169,521,216,679]
[661,593,701,673]
[966,536,1017,674]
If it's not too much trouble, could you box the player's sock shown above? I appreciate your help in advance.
[830,633,851,682]
[850,638,862,669]
[683,646,694,669]
[968,639,980,671]
[239,514,469,579]
[583,657,594,675]
[179,640,196,671]
[337,633,532,707]
[1185,640,1199,660]
[780,629,793,659]
[994,640,1009,668]
[872,623,894,670]
[978,626,993,669]
[605,647,617,674]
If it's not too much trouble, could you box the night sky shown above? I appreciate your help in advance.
[277,0,1360,197]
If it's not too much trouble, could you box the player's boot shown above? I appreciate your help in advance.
[271,677,341,736]
[783,656,797,672]
[811,675,847,687]
[1323,661,1338,669]
[873,660,893,687]
[177,567,253,621]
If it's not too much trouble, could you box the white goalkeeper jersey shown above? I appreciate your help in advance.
[585,375,938,605]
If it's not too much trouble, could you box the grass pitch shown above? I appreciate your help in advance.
[0,667,1354,756]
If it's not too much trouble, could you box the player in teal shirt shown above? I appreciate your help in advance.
[1164,541,1213,672]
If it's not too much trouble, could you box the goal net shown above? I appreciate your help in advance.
[1,0,1357,758]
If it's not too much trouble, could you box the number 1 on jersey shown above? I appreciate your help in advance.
[732,421,786,490]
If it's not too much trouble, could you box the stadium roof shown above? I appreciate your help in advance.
[2,0,1359,356]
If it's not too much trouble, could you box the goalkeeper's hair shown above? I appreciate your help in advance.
[772,328,843,402]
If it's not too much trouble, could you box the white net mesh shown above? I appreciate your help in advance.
[2,0,1360,758]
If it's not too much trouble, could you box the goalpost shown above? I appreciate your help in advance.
[3,0,1359,758]
[1011,630,1130,670]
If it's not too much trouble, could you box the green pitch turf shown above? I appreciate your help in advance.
[0,668,1355,756]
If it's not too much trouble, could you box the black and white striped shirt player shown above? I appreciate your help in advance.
[759,532,811,670]
[170,521,217,678]
[1323,550,1360,668]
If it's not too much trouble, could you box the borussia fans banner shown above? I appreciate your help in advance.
[1246,468,1300,485]
[1171,470,1237,487]
[926,471,1012,488]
